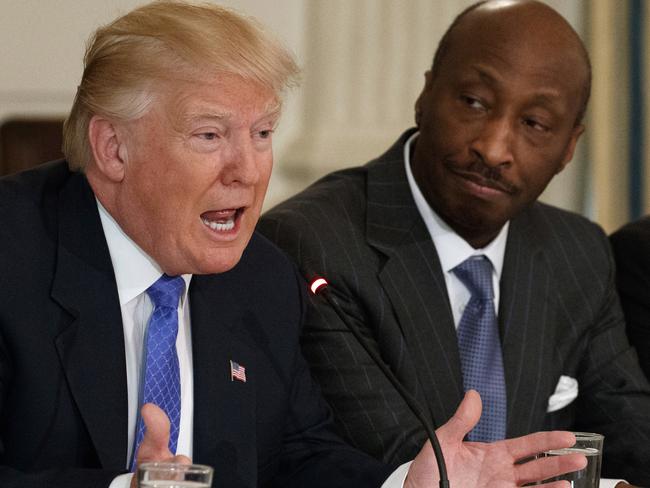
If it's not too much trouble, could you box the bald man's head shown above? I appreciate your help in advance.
[411,0,588,248]
[431,0,591,125]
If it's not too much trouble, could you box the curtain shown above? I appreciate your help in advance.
[586,0,647,232]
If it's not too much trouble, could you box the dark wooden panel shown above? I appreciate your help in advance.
[0,118,65,176]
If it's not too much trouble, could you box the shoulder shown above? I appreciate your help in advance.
[0,161,80,305]
[259,131,411,248]
[0,160,72,207]
[610,216,650,253]
[610,217,650,279]
[262,165,369,226]
[526,201,608,248]
[260,133,411,230]
[258,165,371,260]
[518,202,612,274]
[0,160,76,244]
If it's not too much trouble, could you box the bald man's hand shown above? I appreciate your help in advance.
[129,403,192,488]
[405,390,587,488]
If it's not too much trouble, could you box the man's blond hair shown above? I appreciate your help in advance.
[63,0,299,170]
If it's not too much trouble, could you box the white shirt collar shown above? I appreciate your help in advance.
[403,131,509,276]
[96,199,191,306]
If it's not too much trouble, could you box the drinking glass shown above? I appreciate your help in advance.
[543,432,604,488]
[137,462,213,488]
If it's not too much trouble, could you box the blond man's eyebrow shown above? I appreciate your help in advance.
[182,100,281,125]
[182,111,229,124]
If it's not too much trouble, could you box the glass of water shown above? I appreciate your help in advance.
[137,462,213,487]
[544,432,604,488]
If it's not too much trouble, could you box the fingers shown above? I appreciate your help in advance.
[436,390,482,443]
[515,452,587,487]
[503,430,576,460]
[136,403,173,463]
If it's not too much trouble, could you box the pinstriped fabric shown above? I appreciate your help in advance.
[259,130,650,484]
[498,226,549,436]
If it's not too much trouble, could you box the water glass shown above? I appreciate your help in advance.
[543,432,604,488]
[137,462,213,488]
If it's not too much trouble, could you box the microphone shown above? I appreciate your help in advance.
[308,276,451,488]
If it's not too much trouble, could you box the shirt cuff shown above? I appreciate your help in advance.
[109,472,133,488]
[381,461,412,488]
[600,479,627,488]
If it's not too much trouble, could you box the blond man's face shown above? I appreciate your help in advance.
[113,74,279,275]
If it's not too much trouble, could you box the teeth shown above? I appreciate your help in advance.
[202,217,235,231]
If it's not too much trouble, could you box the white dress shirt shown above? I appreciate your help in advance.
[98,201,194,488]
[401,132,624,488]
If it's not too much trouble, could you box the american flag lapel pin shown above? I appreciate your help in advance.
[230,360,247,383]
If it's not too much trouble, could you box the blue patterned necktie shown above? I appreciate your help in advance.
[453,256,507,442]
[130,274,185,471]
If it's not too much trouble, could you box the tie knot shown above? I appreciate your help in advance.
[453,256,494,300]
[147,274,185,309]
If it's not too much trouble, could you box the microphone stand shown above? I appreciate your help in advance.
[309,277,450,488]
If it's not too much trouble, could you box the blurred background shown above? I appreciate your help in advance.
[1,0,647,233]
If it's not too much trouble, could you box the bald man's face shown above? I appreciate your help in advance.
[411,3,587,248]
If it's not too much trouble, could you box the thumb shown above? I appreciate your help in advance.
[436,390,482,443]
[137,403,173,462]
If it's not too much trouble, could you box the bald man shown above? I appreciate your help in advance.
[259,1,650,486]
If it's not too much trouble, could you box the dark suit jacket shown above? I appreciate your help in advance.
[0,161,393,488]
[611,217,650,381]
[258,130,650,485]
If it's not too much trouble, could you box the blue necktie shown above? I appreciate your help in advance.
[131,274,185,471]
[453,256,507,442]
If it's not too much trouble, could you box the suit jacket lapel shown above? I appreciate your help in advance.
[50,172,128,469]
[366,132,464,430]
[499,210,556,437]
[190,274,257,488]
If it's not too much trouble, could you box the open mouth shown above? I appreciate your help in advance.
[200,208,244,232]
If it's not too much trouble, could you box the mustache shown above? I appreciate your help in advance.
[446,158,518,194]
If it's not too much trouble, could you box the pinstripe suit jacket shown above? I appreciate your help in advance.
[258,130,650,485]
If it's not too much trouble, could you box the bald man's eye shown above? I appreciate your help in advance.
[460,95,486,112]
[523,118,549,133]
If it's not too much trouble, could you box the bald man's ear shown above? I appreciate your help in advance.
[88,115,127,182]
[557,124,585,174]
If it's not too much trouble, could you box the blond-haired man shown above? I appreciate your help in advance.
[0,2,585,488]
